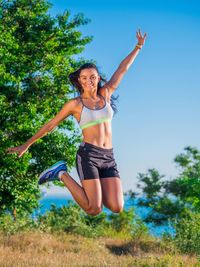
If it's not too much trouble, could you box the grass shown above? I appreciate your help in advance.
[0,231,199,267]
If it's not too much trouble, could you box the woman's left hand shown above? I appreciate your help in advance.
[136,29,147,46]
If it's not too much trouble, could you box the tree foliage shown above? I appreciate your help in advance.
[127,146,200,225]
[167,146,200,210]
[0,0,92,217]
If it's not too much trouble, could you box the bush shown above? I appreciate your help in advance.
[108,208,148,238]
[0,213,37,235]
[37,201,108,237]
[37,202,148,239]
[173,211,200,255]
[0,201,149,240]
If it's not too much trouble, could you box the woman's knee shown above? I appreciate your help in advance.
[109,203,124,213]
[86,205,102,216]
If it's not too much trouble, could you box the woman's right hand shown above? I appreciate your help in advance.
[6,144,29,158]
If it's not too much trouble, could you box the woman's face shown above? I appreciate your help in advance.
[78,68,100,92]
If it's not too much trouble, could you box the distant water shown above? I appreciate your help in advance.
[34,194,174,238]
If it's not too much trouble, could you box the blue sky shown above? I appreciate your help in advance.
[42,0,200,196]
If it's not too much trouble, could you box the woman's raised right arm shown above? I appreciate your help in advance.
[6,99,75,158]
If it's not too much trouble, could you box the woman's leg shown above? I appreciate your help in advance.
[61,173,102,216]
[100,177,124,213]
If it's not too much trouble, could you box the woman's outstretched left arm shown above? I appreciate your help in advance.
[105,29,147,94]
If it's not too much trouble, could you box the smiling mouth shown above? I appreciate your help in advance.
[87,84,94,88]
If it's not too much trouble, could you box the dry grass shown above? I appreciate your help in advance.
[0,231,199,267]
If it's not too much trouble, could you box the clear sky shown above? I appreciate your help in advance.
[42,0,200,196]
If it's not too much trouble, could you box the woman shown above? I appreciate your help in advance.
[7,30,147,216]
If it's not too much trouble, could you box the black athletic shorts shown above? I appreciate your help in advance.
[76,142,120,180]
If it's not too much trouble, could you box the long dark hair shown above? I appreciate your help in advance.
[68,63,118,114]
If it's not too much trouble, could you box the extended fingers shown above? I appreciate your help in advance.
[6,147,13,153]
[136,29,147,39]
[6,147,18,154]
[136,29,142,38]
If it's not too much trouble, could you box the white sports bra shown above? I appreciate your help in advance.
[78,95,113,130]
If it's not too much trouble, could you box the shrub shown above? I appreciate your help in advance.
[0,213,37,235]
[37,201,107,237]
[108,208,148,238]
[173,211,200,255]
[37,202,148,239]
[0,201,149,240]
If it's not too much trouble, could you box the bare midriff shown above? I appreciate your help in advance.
[81,121,112,148]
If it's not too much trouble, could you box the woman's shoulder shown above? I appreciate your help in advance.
[66,96,82,108]
[66,97,82,122]
[65,97,82,119]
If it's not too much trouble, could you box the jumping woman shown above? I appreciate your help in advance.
[7,30,147,216]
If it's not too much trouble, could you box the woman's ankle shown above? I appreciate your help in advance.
[58,170,66,181]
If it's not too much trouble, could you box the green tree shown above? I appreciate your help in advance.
[0,0,92,218]
[165,146,200,211]
[136,169,184,225]
[127,147,200,225]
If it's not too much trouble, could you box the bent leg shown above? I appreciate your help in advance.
[61,173,102,216]
[81,179,102,216]
[100,177,124,213]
